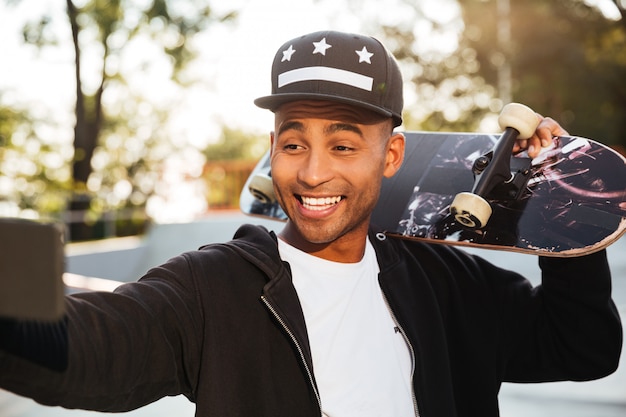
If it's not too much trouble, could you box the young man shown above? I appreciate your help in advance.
[0,30,622,417]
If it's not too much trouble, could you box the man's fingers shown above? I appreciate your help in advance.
[512,139,527,155]
[513,115,569,158]
[526,136,543,158]
[537,116,569,137]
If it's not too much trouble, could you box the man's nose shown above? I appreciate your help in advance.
[297,149,334,188]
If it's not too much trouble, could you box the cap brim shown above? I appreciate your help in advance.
[254,93,396,121]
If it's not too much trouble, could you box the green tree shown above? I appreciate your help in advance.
[344,0,495,132]
[203,127,268,162]
[14,0,237,239]
[461,0,626,148]
[349,0,626,149]
[202,127,269,209]
[0,100,71,218]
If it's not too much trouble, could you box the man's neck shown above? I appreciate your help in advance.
[278,223,368,263]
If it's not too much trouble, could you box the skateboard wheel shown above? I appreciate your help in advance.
[498,103,539,140]
[450,192,492,229]
[248,173,276,204]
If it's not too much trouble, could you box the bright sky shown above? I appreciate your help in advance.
[0,0,463,147]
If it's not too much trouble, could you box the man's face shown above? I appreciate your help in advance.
[270,100,404,261]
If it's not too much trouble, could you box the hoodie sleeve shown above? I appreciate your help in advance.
[0,251,205,412]
[0,316,68,371]
[498,250,623,382]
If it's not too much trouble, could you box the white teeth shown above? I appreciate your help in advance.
[301,196,342,211]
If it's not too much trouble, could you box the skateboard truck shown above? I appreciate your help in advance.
[248,171,275,204]
[450,103,540,229]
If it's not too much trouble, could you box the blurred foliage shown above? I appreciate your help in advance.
[203,127,269,162]
[0,101,72,218]
[362,0,626,149]
[202,128,269,210]
[3,0,238,239]
[367,0,491,132]
[461,0,626,147]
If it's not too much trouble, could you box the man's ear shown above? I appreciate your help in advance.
[383,132,405,178]
[269,131,275,157]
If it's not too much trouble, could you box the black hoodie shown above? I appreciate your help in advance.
[0,224,622,416]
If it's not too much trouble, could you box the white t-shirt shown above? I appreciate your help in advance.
[278,238,415,417]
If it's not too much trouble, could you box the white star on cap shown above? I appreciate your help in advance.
[355,46,374,64]
[282,45,296,62]
[312,37,332,55]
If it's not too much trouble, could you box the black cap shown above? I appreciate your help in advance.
[254,30,403,127]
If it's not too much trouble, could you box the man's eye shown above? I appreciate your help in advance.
[335,145,353,151]
[284,144,301,150]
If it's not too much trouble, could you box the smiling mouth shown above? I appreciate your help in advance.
[299,195,344,211]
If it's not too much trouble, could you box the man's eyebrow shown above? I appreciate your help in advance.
[277,121,304,135]
[276,121,364,136]
[325,123,363,136]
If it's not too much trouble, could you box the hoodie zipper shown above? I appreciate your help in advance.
[261,295,323,416]
[381,290,421,417]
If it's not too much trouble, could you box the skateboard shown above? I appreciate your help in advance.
[240,104,626,257]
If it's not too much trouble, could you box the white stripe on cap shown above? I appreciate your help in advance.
[278,66,374,91]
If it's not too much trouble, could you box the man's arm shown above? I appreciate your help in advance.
[0,252,203,412]
[500,250,622,382]
[506,114,622,379]
[0,317,68,371]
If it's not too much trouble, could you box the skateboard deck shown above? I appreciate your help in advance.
[240,132,626,257]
